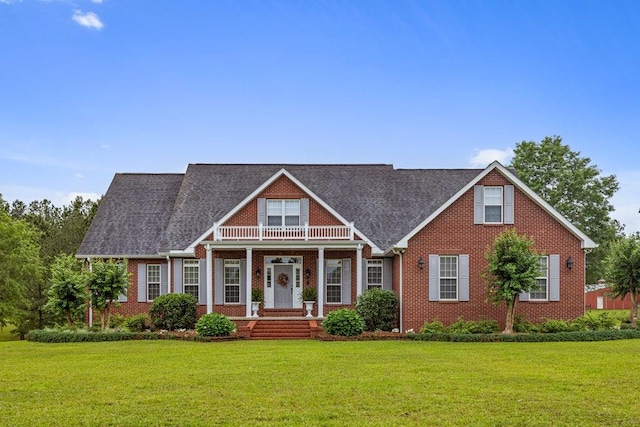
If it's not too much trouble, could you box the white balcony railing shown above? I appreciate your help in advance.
[212,223,354,241]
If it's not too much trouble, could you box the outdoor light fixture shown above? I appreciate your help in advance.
[418,257,425,270]
[256,268,261,278]
[566,257,574,270]
[305,268,311,279]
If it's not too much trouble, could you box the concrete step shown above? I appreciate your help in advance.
[249,319,312,339]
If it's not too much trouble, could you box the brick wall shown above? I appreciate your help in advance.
[401,170,586,331]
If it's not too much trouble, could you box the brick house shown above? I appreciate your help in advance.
[76,162,596,332]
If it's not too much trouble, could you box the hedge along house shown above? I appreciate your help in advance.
[76,162,596,332]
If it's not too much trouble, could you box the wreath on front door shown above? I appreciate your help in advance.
[277,272,289,287]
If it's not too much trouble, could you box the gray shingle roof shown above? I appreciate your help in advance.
[77,173,184,257]
[78,164,483,256]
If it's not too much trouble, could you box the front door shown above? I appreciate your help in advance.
[274,265,293,308]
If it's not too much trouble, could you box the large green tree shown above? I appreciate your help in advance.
[510,136,621,284]
[604,234,640,327]
[87,259,130,330]
[0,210,43,329]
[484,229,541,334]
[6,196,100,334]
[44,254,87,328]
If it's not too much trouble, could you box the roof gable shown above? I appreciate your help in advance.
[395,161,597,250]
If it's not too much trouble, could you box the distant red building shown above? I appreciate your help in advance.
[585,285,634,310]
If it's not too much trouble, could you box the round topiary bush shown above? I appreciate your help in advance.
[195,313,235,337]
[149,293,198,330]
[355,288,399,331]
[322,308,364,336]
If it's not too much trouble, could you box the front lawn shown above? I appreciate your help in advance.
[0,324,18,342]
[1,340,638,426]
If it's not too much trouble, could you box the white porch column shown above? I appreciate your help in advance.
[356,244,363,297]
[246,248,253,317]
[317,247,324,318]
[166,256,172,294]
[206,245,213,314]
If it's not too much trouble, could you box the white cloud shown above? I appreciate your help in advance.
[0,0,22,4]
[100,143,111,149]
[91,0,103,3]
[75,173,85,179]
[72,10,104,30]
[469,148,514,168]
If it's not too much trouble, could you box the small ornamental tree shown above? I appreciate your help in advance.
[44,254,87,328]
[605,234,640,328]
[87,259,130,331]
[484,229,541,334]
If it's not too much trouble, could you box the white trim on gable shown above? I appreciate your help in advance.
[186,168,381,253]
[394,161,597,250]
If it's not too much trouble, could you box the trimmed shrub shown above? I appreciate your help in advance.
[408,329,640,342]
[27,329,165,343]
[323,309,365,337]
[356,289,399,332]
[121,314,149,332]
[539,319,572,333]
[149,293,198,330]
[513,315,539,333]
[109,314,125,329]
[195,313,235,337]
[468,317,500,334]
[420,319,446,334]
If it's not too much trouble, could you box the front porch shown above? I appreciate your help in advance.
[201,240,369,319]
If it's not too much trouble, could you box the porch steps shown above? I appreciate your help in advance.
[249,320,311,339]
[261,308,306,317]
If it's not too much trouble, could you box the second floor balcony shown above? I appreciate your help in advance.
[212,223,355,241]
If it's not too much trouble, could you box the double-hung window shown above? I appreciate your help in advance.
[267,199,300,226]
[366,259,383,290]
[326,260,342,303]
[147,265,161,301]
[484,187,503,223]
[530,256,549,300]
[439,256,458,300]
[183,259,199,299]
[224,260,241,304]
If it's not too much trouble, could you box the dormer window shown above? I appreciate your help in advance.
[267,199,300,226]
[483,186,503,223]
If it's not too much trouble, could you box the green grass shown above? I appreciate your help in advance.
[0,324,18,342]
[1,340,639,426]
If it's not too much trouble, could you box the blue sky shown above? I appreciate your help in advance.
[1,0,639,233]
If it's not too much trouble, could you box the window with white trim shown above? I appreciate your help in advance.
[439,256,458,300]
[530,256,548,300]
[484,186,503,223]
[267,199,300,226]
[366,259,383,290]
[326,260,342,304]
[147,265,161,301]
[183,259,199,299]
[224,260,241,304]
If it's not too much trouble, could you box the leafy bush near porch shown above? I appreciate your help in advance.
[355,288,398,331]
[322,309,364,336]
[149,293,198,330]
[121,314,150,332]
[195,313,235,337]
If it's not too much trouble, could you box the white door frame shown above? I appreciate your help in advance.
[264,256,303,309]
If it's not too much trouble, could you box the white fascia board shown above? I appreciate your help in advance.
[395,161,598,250]
[187,167,381,253]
